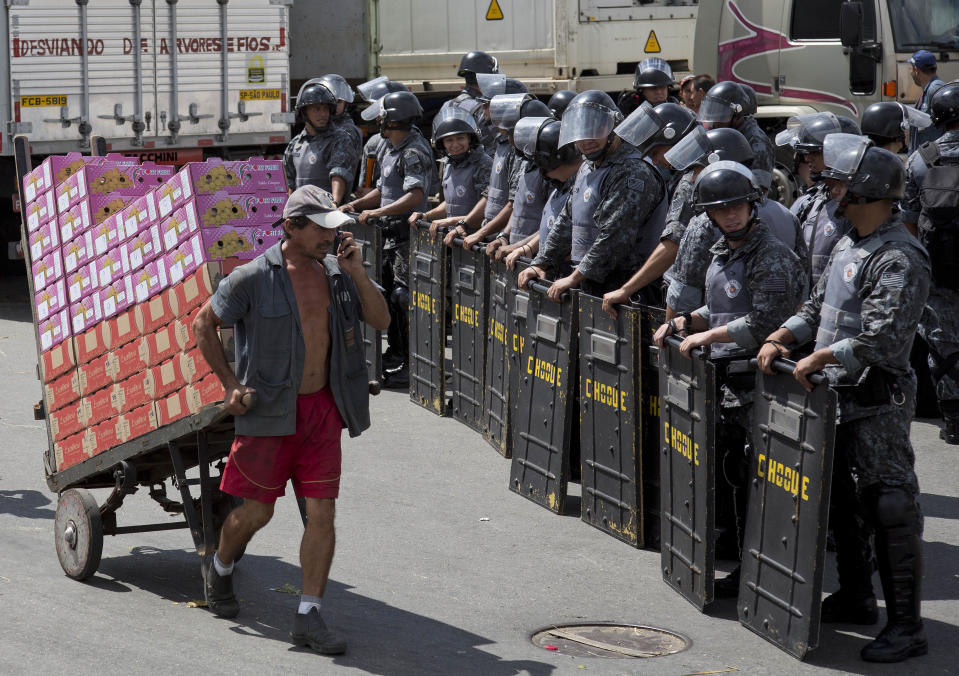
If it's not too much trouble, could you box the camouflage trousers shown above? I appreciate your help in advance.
[918,286,959,403]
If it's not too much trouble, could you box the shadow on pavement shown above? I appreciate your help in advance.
[95,548,555,675]
[0,489,55,519]
[0,272,32,321]
[920,492,959,520]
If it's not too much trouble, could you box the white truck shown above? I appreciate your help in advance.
[3,0,292,262]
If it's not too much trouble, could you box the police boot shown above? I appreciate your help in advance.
[714,566,740,599]
[383,362,409,389]
[823,504,877,624]
[860,487,927,663]
[938,401,959,444]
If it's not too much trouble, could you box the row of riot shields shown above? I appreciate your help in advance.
[403,229,838,661]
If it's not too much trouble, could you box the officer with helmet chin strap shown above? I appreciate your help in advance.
[502,116,583,270]
[547,90,577,119]
[284,80,359,205]
[654,161,806,598]
[318,73,363,157]
[440,50,501,155]
[697,81,775,192]
[517,90,668,301]
[758,134,931,664]
[341,91,436,388]
[407,106,492,237]
[617,57,678,117]
[354,77,410,197]
[862,101,932,154]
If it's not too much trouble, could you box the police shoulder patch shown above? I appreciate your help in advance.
[880,270,906,288]
[762,275,786,292]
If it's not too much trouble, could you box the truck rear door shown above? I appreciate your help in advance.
[715,0,785,110]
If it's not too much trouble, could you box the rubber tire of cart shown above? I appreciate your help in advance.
[54,488,104,581]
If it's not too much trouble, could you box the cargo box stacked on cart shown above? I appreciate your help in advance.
[24,153,288,475]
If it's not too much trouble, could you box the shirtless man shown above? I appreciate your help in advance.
[193,185,389,655]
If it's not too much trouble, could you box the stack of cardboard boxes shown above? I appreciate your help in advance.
[24,154,287,474]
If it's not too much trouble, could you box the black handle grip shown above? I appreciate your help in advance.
[748,357,826,385]
[527,279,571,301]
[663,333,706,357]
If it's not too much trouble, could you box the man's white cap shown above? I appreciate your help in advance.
[282,185,354,229]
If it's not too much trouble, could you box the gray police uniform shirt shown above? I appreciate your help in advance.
[902,129,959,224]
[509,162,549,244]
[483,135,519,223]
[908,77,946,155]
[538,175,576,248]
[661,169,697,245]
[533,142,666,290]
[442,147,492,218]
[737,116,775,191]
[283,125,358,193]
[694,221,806,360]
[666,197,805,312]
[802,194,853,290]
[334,113,363,156]
[442,90,498,156]
[210,243,370,438]
[377,126,434,213]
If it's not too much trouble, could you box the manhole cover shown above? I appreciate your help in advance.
[531,623,689,659]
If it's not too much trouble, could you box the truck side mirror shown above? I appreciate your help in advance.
[840,1,863,48]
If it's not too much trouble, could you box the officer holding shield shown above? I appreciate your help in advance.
[758,135,930,664]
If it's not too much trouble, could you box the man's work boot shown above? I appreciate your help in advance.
[939,412,959,444]
[204,557,239,618]
[383,362,409,389]
[291,607,348,655]
[821,590,879,624]
[714,566,740,599]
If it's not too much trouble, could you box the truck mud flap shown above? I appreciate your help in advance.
[738,361,837,660]
[509,282,577,514]
[408,222,447,415]
[640,305,666,547]
[449,245,488,433]
[659,336,716,610]
[351,221,383,383]
[578,294,642,546]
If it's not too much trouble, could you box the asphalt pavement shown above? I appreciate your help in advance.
[0,278,957,676]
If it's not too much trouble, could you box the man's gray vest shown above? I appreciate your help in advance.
[443,155,481,218]
[484,137,513,221]
[509,167,548,244]
[290,130,338,191]
[570,163,610,264]
[380,132,430,213]
[539,182,571,246]
[804,197,851,289]
[705,252,753,359]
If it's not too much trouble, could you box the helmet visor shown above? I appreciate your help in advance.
[360,97,385,122]
[322,75,354,103]
[356,76,389,103]
[775,127,799,148]
[513,116,551,158]
[901,103,932,130]
[557,102,617,148]
[795,112,842,149]
[823,133,872,179]
[433,105,478,137]
[639,57,673,81]
[694,159,759,196]
[614,101,664,147]
[476,73,507,102]
[697,95,736,124]
[664,125,713,170]
[489,93,530,131]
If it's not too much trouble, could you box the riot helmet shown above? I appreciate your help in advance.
[513,117,580,173]
[362,91,423,131]
[664,125,754,171]
[356,77,408,104]
[295,81,337,128]
[318,73,354,104]
[433,107,480,159]
[557,90,623,159]
[476,74,528,102]
[694,161,761,240]
[458,51,500,79]
[929,83,959,126]
[836,115,862,136]
[548,90,577,118]
[822,134,903,201]
[739,83,758,116]
[697,81,752,126]
[774,112,842,153]
[861,102,930,146]
[633,57,674,89]
[620,102,697,153]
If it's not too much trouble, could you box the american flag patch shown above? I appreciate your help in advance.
[763,276,786,292]
[880,271,906,287]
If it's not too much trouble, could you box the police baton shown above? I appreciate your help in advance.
[749,357,827,386]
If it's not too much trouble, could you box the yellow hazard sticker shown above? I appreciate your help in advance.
[21,94,67,107]
[644,30,661,53]
[239,89,281,101]
[486,0,504,21]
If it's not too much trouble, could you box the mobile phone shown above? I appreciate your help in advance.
[332,231,342,255]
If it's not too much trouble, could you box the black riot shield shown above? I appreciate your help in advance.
[408,221,447,415]
[640,304,666,548]
[738,359,837,660]
[509,281,577,513]
[448,241,488,432]
[659,335,717,610]
[482,259,513,455]
[349,219,383,384]
[578,294,642,546]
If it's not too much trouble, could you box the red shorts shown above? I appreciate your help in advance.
[220,387,343,503]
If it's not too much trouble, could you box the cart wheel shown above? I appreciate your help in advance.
[54,488,103,580]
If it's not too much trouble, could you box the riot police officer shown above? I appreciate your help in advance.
[517,90,667,300]
[547,90,577,119]
[862,101,932,153]
[341,91,435,388]
[318,73,363,156]
[653,161,806,595]
[441,51,500,154]
[284,80,359,205]
[408,107,492,236]
[617,57,676,116]
[697,81,775,191]
[759,136,930,663]
[902,82,959,442]
[664,126,804,320]
[601,101,698,313]
[355,77,410,196]
[503,116,582,269]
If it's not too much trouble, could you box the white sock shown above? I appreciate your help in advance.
[298,595,322,615]
[213,552,234,577]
